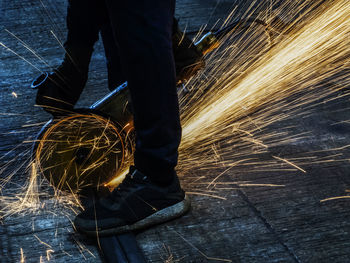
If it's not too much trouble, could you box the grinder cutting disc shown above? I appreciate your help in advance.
[34,112,127,192]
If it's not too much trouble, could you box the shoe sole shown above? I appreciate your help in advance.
[80,194,191,237]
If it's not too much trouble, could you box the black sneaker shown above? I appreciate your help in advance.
[73,166,190,236]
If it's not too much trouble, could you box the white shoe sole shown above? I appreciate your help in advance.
[81,194,191,237]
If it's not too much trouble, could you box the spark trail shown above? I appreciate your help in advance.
[178,0,350,177]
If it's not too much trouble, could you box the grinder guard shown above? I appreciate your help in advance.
[33,83,134,192]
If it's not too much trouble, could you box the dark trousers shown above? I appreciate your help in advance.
[66,0,125,90]
[65,0,181,184]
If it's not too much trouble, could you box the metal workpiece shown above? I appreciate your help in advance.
[99,233,147,263]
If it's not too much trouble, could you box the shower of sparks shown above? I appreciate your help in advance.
[1,0,350,261]
[178,0,350,181]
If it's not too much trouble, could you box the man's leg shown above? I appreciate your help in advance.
[64,0,101,52]
[100,21,126,91]
[105,0,182,185]
[36,0,122,113]
[67,0,126,92]
[73,0,189,236]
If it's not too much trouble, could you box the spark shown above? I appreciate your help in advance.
[186,191,227,200]
[206,165,236,189]
[0,42,42,73]
[320,196,350,203]
[0,112,32,116]
[4,28,52,69]
[168,227,232,262]
[34,234,53,249]
[237,183,285,187]
[74,240,88,260]
[38,0,64,38]
[20,248,25,263]
[272,156,307,173]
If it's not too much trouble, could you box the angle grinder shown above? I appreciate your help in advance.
[31,18,274,192]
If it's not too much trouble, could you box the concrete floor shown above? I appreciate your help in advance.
[1,0,350,262]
